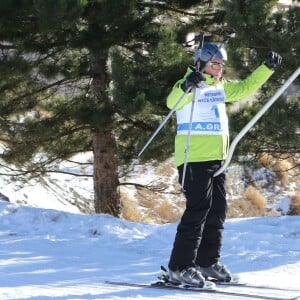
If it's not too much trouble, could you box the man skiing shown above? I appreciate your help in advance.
[166,42,282,287]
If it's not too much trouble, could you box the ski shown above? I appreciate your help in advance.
[159,266,300,293]
[105,280,300,300]
[213,280,300,292]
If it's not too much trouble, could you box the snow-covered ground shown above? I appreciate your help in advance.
[0,199,300,300]
[0,152,299,299]
[0,152,95,214]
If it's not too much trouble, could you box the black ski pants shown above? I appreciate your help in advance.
[168,160,227,271]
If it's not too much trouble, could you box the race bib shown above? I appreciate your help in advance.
[176,83,228,135]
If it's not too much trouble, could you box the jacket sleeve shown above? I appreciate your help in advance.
[224,64,274,102]
[166,68,193,110]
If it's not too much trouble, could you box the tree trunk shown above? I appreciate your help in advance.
[92,128,120,216]
[90,55,121,216]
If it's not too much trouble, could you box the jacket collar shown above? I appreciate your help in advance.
[203,73,215,85]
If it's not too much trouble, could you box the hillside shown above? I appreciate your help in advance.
[0,153,299,223]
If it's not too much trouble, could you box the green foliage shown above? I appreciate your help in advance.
[229,95,300,159]
[222,0,300,159]
[110,26,186,162]
[0,0,224,176]
[2,0,297,179]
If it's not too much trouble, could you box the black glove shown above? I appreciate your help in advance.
[264,51,282,69]
[181,71,206,92]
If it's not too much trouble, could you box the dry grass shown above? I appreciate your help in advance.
[258,152,272,167]
[155,159,176,177]
[121,184,184,224]
[227,198,265,218]
[244,185,266,210]
[289,190,300,215]
[273,159,293,186]
[155,201,183,223]
[258,154,295,187]
[121,191,145,222]
[120,155,300,223]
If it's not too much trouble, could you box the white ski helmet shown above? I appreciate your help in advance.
[194,42,227,63]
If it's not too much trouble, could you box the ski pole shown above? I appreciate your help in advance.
[137,85,192,158]
[180,89,196,191]
[214,66,300,177]
[180,32,205,191]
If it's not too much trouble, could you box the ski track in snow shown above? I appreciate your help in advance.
[0,201,300,299]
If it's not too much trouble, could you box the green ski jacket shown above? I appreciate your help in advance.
[166,64,273,167]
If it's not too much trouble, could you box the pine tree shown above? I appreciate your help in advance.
[0,0,225,215]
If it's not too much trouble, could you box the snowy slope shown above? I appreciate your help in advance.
[0,152,95,214]
[0,200,299,300]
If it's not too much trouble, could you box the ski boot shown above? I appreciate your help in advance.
[168,267,205,287]
[199,263,232,282]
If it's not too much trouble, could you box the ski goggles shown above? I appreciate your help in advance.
[206,62,225,70]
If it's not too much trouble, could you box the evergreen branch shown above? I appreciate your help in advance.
[118,43,148,60]
[9,78,69,104]
[0,168,92,178]
[257,146,300,155]
[139,1,203,17]
[0,43,16,50]
[117,118,155,131]
[0,151,93,177]
[64,159,93,166]
[120,181,181,194]
[119,181,167,192]
[42,170,93,177]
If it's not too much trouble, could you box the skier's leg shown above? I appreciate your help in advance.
[168,161,219,271]
[195,171,227,268]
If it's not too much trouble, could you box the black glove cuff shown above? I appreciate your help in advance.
[264,62,275,70]
[181,81,192,93]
